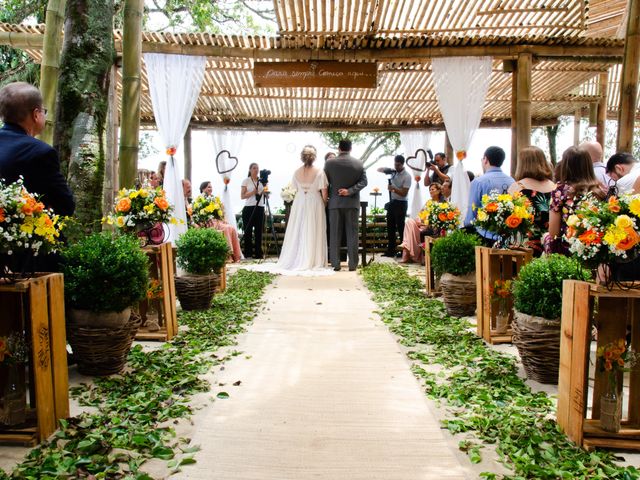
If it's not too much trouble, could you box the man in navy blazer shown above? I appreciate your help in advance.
[0,82,75,217]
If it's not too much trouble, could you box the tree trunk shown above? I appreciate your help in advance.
[53,0,115,231]
[545,125,559,166]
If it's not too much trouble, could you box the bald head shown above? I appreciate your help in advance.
[0,82,43,124]
[579,141,603,164]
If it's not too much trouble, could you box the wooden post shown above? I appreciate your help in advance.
[103,65,118,216]
[589,103,598,127]
[38,0,66,146]
[597,71,609,148]
[574,108,582,146]
[184,126,192,183]
[511,68,518,176]
[444,131,454,165]
[516,53,532,176]
[617,0,640,153]
[117,0,144,189]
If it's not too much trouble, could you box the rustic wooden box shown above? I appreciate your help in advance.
[424,236,441,297]
[136,243,178,342]
[475,247,532,344]
[0,273,69,445]
[557,280,640,451]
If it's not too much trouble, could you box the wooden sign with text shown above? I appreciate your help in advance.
[253,61,378,88]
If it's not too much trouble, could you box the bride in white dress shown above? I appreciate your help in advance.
[248,145,334,276]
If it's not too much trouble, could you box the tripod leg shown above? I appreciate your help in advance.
[265,197,280,256]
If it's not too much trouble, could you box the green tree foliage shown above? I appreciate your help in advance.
[320,131,401,169]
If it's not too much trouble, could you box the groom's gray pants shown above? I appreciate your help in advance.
[329,207,359,269]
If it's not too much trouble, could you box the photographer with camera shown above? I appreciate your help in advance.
[240,163,267,259]
[377,155,412,258]
[423,152,451,187]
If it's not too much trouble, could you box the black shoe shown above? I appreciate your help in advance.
[333,266,341,271]
[395,252,402,258]
[382,252,395,258]
[349,267,356,271]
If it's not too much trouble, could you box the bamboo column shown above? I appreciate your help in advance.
[184,126,192,182]
[103,65,118,215]
[118,0,144,189]
[574,108,582,145]
[38,0,66,146]
[617,0,640,153]
[515,53,532,175]
[511,68,518,176]
[597,71,609,148]
[444,131,453,165]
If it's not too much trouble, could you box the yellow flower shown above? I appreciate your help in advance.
[440,202,449,209]
[629,198,640,217]
[143,204,155,214]
[566,214,580,227]
[477,210,488,222]
[138,189,148,198]
[603,226,627,246]
[498,194,512,202]
[481,194,489,204]
[116,216,127,228]
[616,215,633,229]
[129,191,139,199]
[513,206,529,219]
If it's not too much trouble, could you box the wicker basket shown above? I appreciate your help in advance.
[440,273,476,317]
[512,310,561,384]
[67,311,142,376]
[174,273,220,311]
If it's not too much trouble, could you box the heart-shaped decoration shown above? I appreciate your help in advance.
[216,150,239,174]
[406,148,429,172]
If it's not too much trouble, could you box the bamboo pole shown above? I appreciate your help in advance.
[597,71,609,148]
[103,65,118,216]
[444,131,453,165]
[118,0,144,189]
[588,103,598,127]
[574,108,581,146]
[38,0,66,145]
[184,126,192,183]
[516,52,532,174]
[617,0,640,153]
[511,68,518,177]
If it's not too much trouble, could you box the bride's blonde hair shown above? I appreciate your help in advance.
[301,145,317,167]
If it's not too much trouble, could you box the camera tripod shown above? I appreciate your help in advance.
[261,191,280,257]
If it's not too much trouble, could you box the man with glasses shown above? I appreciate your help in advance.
[0,82,75,216]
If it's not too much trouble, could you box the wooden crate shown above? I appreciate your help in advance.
[424,236,441,297]
[475,247,532,344]
[557,280,640,451]
[0,273,69,445]
[136,243,178,342]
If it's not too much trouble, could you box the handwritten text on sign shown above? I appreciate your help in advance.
[253,61,378,89]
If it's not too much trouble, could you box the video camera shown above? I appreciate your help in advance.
[259,168,271,186]
[425,149,436,166]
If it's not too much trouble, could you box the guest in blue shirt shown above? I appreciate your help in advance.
[464,146,515,244]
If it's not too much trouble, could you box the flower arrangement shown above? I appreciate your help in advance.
[0,178,64,258]
[0,332,29,364]
[564,194,640,268]
[490,278,512,333]
[104,186,178,232]
[418,200,460,234]
[597,339,638,377]
[490,279,512,302]
[473,190,534,245]
[190,194,225,225]
[146,278,164,301]
[280,183,297,203]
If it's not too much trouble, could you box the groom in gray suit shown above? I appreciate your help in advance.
[324,139,368,271]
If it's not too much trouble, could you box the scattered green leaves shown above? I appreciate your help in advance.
[361,263,639,480]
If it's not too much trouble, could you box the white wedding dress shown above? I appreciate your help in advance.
[246,167,334,276]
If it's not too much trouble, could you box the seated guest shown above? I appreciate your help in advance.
[464,146,514,246]
[182,179,192,205]
[428,183,445,202]
[157,161,166,186]
[441,180,452,201]
[580,140,610,190]
[508,146,556,256]
[136,168,152,188]
[545,146,605,255]
[606,152,640,194]
[149,171,160,188]
[196,181,242,263]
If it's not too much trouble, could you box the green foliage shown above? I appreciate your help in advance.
[2,270,273,478]
[320,131,400,169]
[361,263,638,479]
[176,227,229,274]
[513,254,591,319]
[62,232,149,313]
[431,231,480,276]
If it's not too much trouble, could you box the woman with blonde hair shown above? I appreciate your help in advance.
[508,146,556,255]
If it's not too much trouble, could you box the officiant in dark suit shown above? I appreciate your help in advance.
[0,82,75,217]
[324,139,367,271]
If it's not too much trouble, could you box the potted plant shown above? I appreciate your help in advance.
[431,230,480,316]
[511,254,591,384]
[62,233,149,375]
[175,228,229,310]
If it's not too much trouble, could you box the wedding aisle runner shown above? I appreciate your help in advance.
[180,272,466,479]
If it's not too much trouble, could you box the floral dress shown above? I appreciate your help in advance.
[518,186,551,256]
[543,182,576,255]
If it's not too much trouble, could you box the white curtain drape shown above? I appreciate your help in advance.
[431,56,492,220]
[144,53,207,243]
[207,129,246,230]
[400,130,432,218]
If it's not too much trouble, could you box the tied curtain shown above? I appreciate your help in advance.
[207,129,246,230]
[144,53,207,243]
[431,56,493,221]
[400,130,432,219]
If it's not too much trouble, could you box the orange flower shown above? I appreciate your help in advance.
[115,197,131,213]
[578,229,603,245]
[223,177,230,185]
[0,207,5,223]
[605,360,612,371]
[166,146,177,156]
[414,175,421,182]
[456,150,466,160]
[485,202,498,213]
[21,197,37,215]
[446,211,456,220]
[187,205,193,216]
[616,227,640,251]
[505,214,522,228]
[608,197,621,213]
[438,212,448,222]
[566,226,576,239]
[154,197,169,211]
